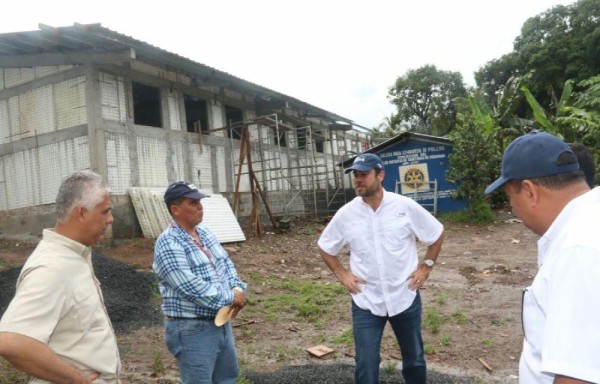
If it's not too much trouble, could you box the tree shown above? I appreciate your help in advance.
[446,99,500,220]
[371,113,405,140]
[475,0,600,115]
[522,75,600,184]
[473,52,520,107]
[388,65,467,136]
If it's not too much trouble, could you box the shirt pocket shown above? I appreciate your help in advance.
[347,224,369,262]
[72,283,105,333]
[382,219,412,252]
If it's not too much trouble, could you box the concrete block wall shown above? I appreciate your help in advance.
[0,63,368,238]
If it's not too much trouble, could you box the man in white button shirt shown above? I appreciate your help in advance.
[485,131,600,384]
[318,153,444,384]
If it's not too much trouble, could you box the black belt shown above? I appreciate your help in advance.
[165,315,215,321]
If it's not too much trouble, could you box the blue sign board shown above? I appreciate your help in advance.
[375,135,468,214]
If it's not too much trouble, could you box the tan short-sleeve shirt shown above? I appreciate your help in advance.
[0,229,121,383]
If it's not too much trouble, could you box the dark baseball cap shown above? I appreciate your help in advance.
[344,153,384,174]
[164,181,210,205]
[484,131,579,194]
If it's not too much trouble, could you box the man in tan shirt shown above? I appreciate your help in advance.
[0,170,121,383]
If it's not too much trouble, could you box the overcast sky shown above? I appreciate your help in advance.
[1,0,578,129]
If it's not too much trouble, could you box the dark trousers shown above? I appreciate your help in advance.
[352,292,426,384]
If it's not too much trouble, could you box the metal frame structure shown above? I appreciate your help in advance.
[213,113,363,223]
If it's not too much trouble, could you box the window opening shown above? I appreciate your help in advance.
[184,95,209,133]
[132,82,162,128]
[274,128,287,147]
[297,127,307,150]
[225,105,243,139]
[315,138,324,153]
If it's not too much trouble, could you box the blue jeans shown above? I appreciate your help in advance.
[164,319,238,384]
[352,292,426,384]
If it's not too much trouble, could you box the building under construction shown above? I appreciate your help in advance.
[0,24,371,238]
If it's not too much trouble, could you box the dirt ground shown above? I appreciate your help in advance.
[0,211,538,383]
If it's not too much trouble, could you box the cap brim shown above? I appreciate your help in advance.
[484,176,508,195]
[344,164,373,174]
[184,190,210,200]
[215,305,233,326]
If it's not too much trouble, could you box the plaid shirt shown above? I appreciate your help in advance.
[153,222,247,318]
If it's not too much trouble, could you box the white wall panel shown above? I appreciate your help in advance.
[136,136,168,187]
[106,132,131,194]
[211,104,224,137]
[280,153,290,191]
[231,148,250,192]
[34,66,60,78]
[38,136,91,204]
[7,97,19,141]
[0,100,8,145]
[4,68,34,88]
[55,76,86,130]
[215,146,227,191]
[190,143,213,192]
[4,150,40,209]
[20,85,54,136]
[172,140,186,181]
[167,91,181,130]
[100,72,127,122]
[0,158,6,210]
[2,66,73,90]
[1,136,90,210]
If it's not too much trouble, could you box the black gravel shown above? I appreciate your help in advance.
[0,252,162,334]
[244,363,476,383]
[91,252,163,333]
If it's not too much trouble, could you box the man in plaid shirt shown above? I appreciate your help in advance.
[153,181,247,384]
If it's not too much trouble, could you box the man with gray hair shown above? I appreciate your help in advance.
[0,170,121,383]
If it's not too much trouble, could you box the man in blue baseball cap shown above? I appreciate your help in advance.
[344,153,385,174]
[486,131,600,384]
[318,152,444,384]
[153,180,247,384]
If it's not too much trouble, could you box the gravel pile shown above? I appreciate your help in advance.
[0,252,163,334]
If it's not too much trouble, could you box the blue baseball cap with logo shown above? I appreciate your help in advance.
[164,181,210,205]
[345,153,384,174]
[484,131,579,194]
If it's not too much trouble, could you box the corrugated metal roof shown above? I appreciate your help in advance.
[0,23,352,125]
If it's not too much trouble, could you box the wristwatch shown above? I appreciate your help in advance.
[424,259,435,268]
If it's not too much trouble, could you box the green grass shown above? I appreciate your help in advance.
[423,307,442,334]
[470,378,486,384]
[434,293,447,305]
[236,374,253,384]
[439,335,452,346]
[439,201,495,224]
[262,280,346,323]
[383,361,397,374]
[451,311,468,325]
[423,342,436,355]
[151,349,165,375]
[150,275,161,299]
[0,259,10,272]
[331,328,353,346]
[482,338,495,347]
[248,271,268,285]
